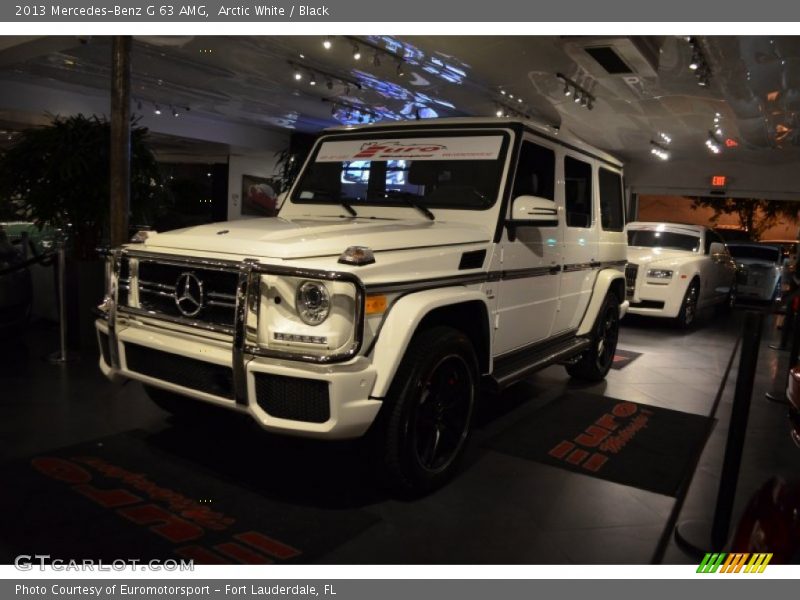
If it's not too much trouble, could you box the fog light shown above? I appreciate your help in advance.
[274,332,328,345]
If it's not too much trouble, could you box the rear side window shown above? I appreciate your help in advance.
[564,156,592,228]
[598,168,624,231]
[512,141,555,200]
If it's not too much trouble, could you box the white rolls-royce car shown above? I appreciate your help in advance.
[625,222,737,327]
[728,242,783,302]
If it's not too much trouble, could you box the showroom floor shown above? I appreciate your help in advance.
[1,305,797,565]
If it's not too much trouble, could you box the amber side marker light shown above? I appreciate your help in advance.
[365,294,388,315]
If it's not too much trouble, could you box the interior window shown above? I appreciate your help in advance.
[564,156,593,228]
[512,141,555,200]
[598,168,624,232]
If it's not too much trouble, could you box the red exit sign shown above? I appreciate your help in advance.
[711,175,727,187]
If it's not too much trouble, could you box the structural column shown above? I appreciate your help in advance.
[109,35,131,247]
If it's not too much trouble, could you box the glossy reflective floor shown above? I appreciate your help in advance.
[1,306,796,564]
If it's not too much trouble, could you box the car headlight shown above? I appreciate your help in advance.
[646,268,673,279]
[295,280,331,326]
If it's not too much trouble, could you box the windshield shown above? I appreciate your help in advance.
[291,132,509,211]
[627,230,700,252]
[728,245,781,263]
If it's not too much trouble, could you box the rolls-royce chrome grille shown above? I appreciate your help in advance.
[625,263,638,298]
[124,258,239,330]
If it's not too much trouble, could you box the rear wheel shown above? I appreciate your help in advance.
[675,280,700,329]
[566,293,620,382]
[371,326,478,494]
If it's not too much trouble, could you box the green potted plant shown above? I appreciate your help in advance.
[0,114,163,351]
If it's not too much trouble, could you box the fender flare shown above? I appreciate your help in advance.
[576,269,626,336]
[368,287,491,399]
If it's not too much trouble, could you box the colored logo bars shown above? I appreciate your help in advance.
[697,552,773,574]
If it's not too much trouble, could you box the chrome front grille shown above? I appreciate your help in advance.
[625,263,638,298]
[121,257,239,331]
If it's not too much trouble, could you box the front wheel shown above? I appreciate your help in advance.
[566,293,620,382]
[675,280,700,329]
[371,326,478,494]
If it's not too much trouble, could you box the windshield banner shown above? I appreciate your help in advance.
[316,136,504,162]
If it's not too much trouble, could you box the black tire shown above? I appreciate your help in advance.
[143,385,219,422]
[371,326,478,494]
[566,293,620,382]
[675,279,700,329]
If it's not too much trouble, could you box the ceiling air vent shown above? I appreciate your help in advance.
[584,46,634,75]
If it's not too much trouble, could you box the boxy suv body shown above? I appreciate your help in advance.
[96,118,629,491]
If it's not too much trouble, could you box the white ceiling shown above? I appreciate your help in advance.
[1,35,800,171]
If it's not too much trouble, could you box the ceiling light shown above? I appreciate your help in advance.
[574,91,582,104]
[353,45,361,60]
[153,105,162,115]
[517,98,523,103]
[508,93,514,99]
[563,83,571,97]
[396,61,405,77]
[310,74,317,86]
[500,90,507,95]
[172,107,179,117]
[496,109,504,117]
[323,37,332,50]
[294,69,302,81]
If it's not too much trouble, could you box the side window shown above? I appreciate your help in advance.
[512,141,555,200]
[564,156,593,228]
[598,168,624,232]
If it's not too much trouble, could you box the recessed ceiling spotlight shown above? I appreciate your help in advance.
[517,98,523,103]
[496,109,504,117]
[323,37,332,50]
[563,83,571,97]
[294,69,302,81]
[153,105,162,116]
[500,90,507,96]
[352,44,361,61]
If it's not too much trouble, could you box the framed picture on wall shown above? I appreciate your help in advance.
[241,174,281,216]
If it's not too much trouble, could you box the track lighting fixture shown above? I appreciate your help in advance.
[557,73,596,112]
[323,37,332,50]
[685,37,712,87]
[352,44,361,60]
[153,105,162,115]
[650,140,670,160]
[287,61,362,94]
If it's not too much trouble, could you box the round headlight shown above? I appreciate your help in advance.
[295,281,331,326]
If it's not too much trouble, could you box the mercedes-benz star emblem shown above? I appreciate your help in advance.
[174,272,204,317]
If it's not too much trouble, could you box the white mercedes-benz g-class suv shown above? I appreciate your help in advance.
[96,118,628,492]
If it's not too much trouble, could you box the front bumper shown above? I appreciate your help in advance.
[626,279,683,318]
[96,317,382,440]
[737,283,776,302]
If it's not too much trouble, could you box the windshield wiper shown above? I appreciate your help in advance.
[380,191,435,221]
[302,189,358,217]
[339,200,358,217]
